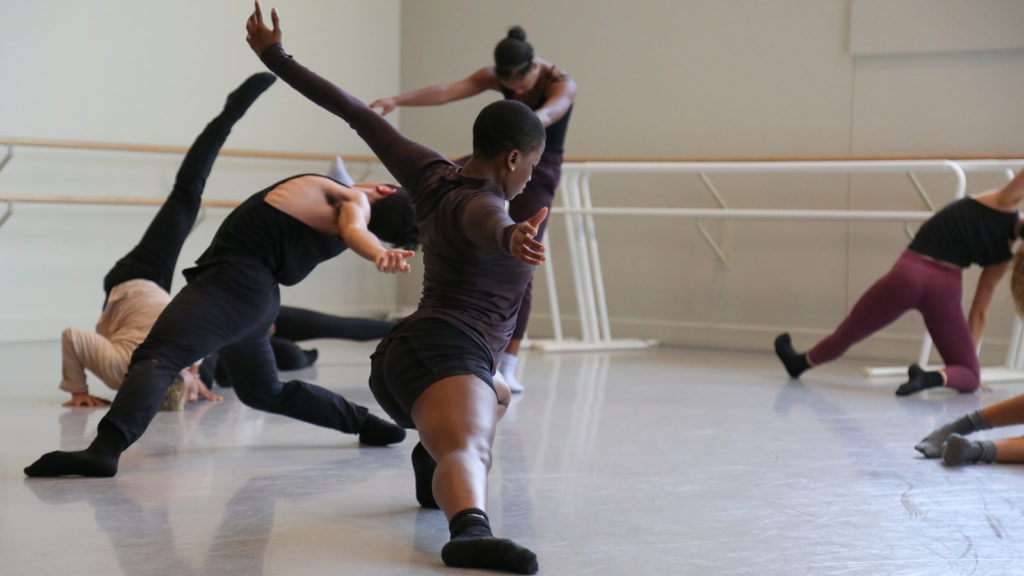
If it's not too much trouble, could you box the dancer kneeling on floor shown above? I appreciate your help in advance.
[59,72,278,410]
[25,91,418,480]
[247,3,542,573]
[775,169,1024,396]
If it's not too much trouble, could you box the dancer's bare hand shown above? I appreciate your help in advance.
[376,249,415,273]
[355,182,397,202]
[369,98,398,116]
[183,370,222,403]
[63,392,111,407]
[509,207,547,265]
[245,0,282,56]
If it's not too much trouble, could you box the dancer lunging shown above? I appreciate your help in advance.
[248,3,542,572]
[25,80,418,479]
[371,25,576,393]
[776,170,1024,396]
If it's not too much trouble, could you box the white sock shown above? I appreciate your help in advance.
[499,352,523,393]
[327,156,354,186]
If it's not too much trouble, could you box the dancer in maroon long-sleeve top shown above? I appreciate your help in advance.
[247,3,545,573]
[371,25,577,393]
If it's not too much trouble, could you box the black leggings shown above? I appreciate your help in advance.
[269,306,393,370]
[101,108,235,302]
[99,260,371,446]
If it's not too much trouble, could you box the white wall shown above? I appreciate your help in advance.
[0,0,402,342]
[394,0,1024,364]
[4,0,1024,367]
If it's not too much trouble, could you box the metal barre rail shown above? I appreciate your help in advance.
[536,159,1024,387]
[4,136,1024,380]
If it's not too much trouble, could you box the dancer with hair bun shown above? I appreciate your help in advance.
[371,24,577,394]
[247,2,545,572]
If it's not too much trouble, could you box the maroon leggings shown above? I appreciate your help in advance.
[808,250,980,392]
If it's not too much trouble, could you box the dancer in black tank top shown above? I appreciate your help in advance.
[370,25,577,393]
[26,143,419,478]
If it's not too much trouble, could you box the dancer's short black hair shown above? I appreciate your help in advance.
[494,26,533,80]
[472,100,546,159]
[369,187,419,251]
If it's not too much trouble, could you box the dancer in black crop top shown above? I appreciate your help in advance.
[244,4,546,573]
[26,143,419,478]
[775,171,1024,396]
[371,25,577,394]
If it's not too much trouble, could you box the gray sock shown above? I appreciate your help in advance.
[941,433,997,465]
[915,410,991,458]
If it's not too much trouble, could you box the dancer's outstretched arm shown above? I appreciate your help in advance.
[968,261,1008,346]
[246,2,445,192]
[369,68,497,116]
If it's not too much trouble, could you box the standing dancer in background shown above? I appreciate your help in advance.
[370,25,577,393]
[59,72,277,409]
[775,170,1024,396]
[247,3,543,572]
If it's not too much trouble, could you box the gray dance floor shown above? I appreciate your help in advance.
[3,339,1024,575]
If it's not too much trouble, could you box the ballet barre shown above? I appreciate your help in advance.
[0,136,381,232]
[537,157,1024,385]
[532,159,969,354]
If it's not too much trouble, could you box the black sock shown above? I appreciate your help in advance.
[774,333,810,378]
[221,72,276,122]
[358,413,406,446]
[24,421,128,478]
[412,442,439,509]
[915,410,990,458]
[942,434,997,465]
[302,348,319,367]
[441,508,538,574]
[896,364,944,396]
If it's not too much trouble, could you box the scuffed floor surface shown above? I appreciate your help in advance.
[2,339,1023,575]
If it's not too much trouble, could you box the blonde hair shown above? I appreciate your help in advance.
[1012,244,1024,317]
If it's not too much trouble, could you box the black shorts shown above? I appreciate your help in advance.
[369,317,495,429]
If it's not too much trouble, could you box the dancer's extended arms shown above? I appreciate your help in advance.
[369,68,498,116]
[246,2,446,192]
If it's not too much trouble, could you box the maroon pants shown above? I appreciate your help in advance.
[808,250,980,392]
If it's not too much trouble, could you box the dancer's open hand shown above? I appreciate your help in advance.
[62,392,111,408]
[246,0,282,56]
[369,98,398,116]
[376,249,415,274]
[509,207,548,265]
[183,369,222,403]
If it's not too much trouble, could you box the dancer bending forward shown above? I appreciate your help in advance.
[60,72,278,409]
[371,24,576,393]
[776,170,1024,395]
[25,86,418,480]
